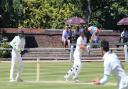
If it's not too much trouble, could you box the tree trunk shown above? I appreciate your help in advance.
[87,0,91,25]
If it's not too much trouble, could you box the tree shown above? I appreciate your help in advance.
[0,0,127,29]
[0,0,13,27]
[90,0,128,29]
[20,0,83,28]
[12,0,24,27]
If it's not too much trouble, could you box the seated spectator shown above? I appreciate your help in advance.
[73,26,80,43]
[88,25,101,48]
[88,25,100,34]
[90,32,100,43]
[68,27,72,42]
[62,26,70,48]
[84,27,91,43]
[90,32,100,48]
[120,29,128,43]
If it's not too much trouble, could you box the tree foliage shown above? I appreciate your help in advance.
[0,0,127,29]
[20,0,83,28]
[90,0,128,29]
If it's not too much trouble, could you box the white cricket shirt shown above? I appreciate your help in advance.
[74,36,87,57]
[10,36,25,51]
[102,52,127,83]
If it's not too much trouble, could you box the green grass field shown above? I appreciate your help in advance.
[0,61,128,89]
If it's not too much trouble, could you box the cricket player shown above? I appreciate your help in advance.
[9,30,25,82]
[64,29,87,82]
[93,40,128,89]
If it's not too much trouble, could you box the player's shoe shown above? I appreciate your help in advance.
[64,75,68,81]
[73,77,79,83]
[9,79,16,82]
[74,79,79,83]
[16,79,23,82]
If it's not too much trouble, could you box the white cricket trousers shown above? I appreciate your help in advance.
[10,49,23,81]
[65,52,81,80]
[72,53,81,79]
[119,77,128,89]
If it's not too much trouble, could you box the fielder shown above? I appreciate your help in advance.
[9,30,25,82]
[93,40,128,89]
[64,29,87,82]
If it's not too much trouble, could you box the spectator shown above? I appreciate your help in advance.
[90,32,100,43]
[73,26,80,42]
[120,29,128,43]
[88,25,100,35]
[68,26,72,43]
[88,25,101,48]
[62,26,70,48]
[84,27,91,43]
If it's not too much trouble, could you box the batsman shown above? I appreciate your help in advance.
[64,29,87,82]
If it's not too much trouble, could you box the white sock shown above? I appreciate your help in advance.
[65,68,73,79]
[73,66,79,79]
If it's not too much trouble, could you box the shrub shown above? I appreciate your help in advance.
[0,38,11,58]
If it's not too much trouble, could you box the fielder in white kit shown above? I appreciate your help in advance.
[64,29,87,82]
[93,40,128,89]
[9,30,25,82]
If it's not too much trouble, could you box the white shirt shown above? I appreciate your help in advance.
[121,31,124,37]
[10,36,25,51]
[74,36,87,57]
[100,51,127,84]
[121,31,128,38]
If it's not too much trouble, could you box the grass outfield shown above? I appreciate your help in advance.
[0,61,128,89]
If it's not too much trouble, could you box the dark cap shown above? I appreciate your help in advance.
[18,30,24,35]
[18,30,25,38]
[100,40,109,51]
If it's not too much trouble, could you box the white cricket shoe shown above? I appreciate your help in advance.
[73,77,79,83]
[16,79,23,82]
[9,79,16,82]
[64,75,68,81]
[74,79,79,83]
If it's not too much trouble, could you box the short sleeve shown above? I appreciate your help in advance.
[62,30,66,37]
[121,32,124,37]
[10,36,17,47]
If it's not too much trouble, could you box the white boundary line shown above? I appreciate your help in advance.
[24,80,116,85]
[0,80,116,85]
